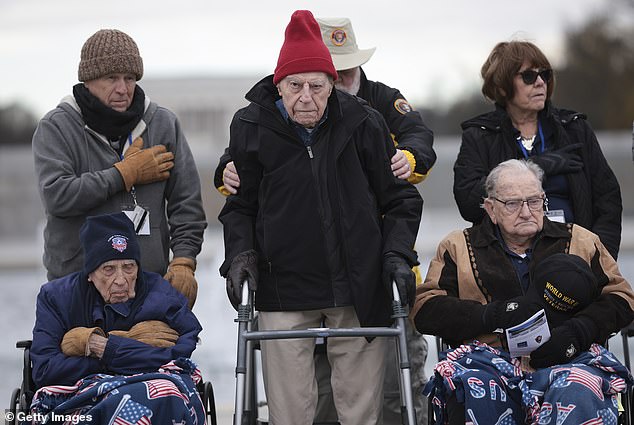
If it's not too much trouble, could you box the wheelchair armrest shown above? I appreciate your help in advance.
[17,340,32,349]
[622,320,634,338]
[16,339,35,398]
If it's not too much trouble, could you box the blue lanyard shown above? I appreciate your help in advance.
[516,121,545,159]
[119,134,134,160]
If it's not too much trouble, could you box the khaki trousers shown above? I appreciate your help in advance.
[259,306,387,425]
[314,319,429,425]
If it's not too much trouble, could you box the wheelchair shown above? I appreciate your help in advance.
[8,340,218,425]
[427,332,634,425]
[233,283,418,425]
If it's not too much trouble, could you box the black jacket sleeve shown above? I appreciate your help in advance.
[453,127,489,224]
[213,147,233,193]
[362,77,436,175]
[576,120,622,259]
[218,113,262,276]
[412,250,488,345]
[574,293,634,346]
[357,107,423,266]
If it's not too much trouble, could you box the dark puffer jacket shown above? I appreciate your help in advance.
[453,102,622,259]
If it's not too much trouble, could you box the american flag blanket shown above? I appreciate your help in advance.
[29,358,206,425]
[424,342,632,425]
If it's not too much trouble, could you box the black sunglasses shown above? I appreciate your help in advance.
[517,68,553,85]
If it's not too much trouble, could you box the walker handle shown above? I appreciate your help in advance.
[392,280,401,304]
[240,282,250,307]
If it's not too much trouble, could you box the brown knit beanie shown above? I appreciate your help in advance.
[78,29,144,82]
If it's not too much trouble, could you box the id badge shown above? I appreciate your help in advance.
[123,205,150,235]
[544,209,565,223]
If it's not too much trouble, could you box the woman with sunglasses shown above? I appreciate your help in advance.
[453,40,622,259]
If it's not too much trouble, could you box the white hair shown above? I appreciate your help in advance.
[484,159,544,197]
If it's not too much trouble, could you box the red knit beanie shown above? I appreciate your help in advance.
[273,10,338,85]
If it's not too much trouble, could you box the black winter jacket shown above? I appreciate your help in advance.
[218,75,423,327]
[453,102,622,259]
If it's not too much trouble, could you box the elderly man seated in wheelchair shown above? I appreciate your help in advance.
[28,212,205,424]
[411,159,634,424]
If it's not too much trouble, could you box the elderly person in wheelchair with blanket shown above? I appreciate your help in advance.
[411,159,634,424]
[28,212,205,424]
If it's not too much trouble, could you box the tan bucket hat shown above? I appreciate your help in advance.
[316,17,376,71]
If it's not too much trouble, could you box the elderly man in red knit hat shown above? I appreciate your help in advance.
[219,10,423,425]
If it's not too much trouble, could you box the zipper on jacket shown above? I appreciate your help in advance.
[306,141,336,306]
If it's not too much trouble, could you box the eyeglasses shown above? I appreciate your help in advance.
[517,69,552,85]
[492,196,544,213]
[284,78,330,95]
[96,261,138,277]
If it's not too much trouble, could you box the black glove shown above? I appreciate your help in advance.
[382,253,415,306]
[530,324,581,368]
[530,143,583,175]
[481,297,542,332]
[226,250,258,310]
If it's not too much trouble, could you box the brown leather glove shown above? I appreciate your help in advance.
[61,327,106,356]
[113,137,175,192]
[109,320,179,347]
[164,257,198,309]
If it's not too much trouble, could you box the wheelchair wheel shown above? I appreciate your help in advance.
[9,388,20,425]
[202,381,217,425]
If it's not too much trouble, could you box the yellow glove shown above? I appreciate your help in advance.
[109,320,179,348]
[113,137,175,192]
[164,257,198,309]
[61,327,106,356]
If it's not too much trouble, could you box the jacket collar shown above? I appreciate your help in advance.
[355,67,369,100]
[469,215,570,249]
[241,74,369,155]
[460,100,585,132]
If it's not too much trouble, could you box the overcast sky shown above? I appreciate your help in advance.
[1,0,610,118]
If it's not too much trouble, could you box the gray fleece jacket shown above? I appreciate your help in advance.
[32,95,206,279]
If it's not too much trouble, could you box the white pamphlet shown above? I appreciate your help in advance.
[505,309,551,358]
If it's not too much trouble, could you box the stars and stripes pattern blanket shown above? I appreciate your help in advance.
[424,342,632,425]
[29,358,206,425]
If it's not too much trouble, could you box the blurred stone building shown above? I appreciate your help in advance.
[141,75,260,227]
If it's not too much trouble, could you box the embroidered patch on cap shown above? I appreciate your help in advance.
[394,98,413,114]
[109,235,128,253]
[331,28,347,46]
[543,280,579,312]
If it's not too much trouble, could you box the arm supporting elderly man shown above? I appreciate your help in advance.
[31,273,202,387]
[355,68,436,183]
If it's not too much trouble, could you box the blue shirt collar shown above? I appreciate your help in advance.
[275,98,328,146]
